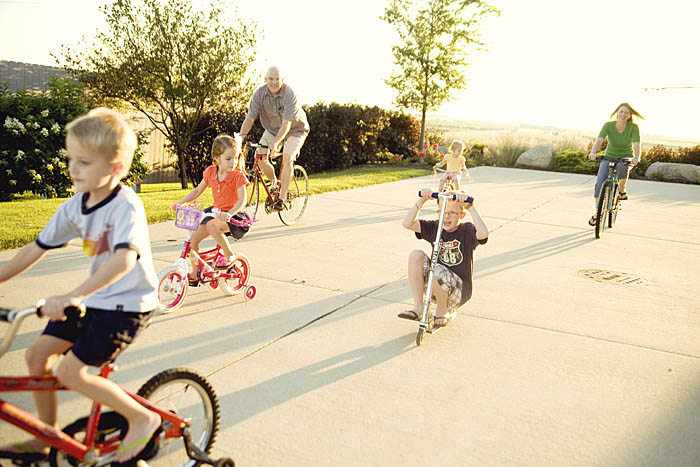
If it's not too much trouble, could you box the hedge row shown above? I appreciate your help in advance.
[180,103,423,183]
[0,78,149,201]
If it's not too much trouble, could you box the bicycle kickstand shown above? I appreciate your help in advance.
[182,426,235,466]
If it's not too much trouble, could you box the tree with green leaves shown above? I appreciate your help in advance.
[381,0,499,152]
[59,0,258,187]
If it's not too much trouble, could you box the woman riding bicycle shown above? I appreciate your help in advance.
[587,102,643,226]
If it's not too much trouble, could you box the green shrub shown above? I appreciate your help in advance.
[464,143,493,167]
[553,150,598,174]
[492,134,531,167]
[648,172,664,181]
[300,103,420,173]
[0,78,149,201]
[634,144,700,178]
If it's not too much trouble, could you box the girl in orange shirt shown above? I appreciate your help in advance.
[176,134,249,284]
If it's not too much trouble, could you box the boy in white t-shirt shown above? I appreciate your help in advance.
[0,108,160,464]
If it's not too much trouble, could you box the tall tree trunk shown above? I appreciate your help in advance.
[177,151,188,189]
[419,105,427,155]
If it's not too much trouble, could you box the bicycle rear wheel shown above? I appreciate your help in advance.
[137,368,220,467]
[278,165,309,226]
[595,183,610,239]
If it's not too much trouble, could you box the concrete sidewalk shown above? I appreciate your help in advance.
[1,167,699,466]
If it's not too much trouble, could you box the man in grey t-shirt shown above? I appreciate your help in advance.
[239,66,310,211]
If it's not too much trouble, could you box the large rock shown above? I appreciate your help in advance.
[645,162,700,184]
[515,144,553,169]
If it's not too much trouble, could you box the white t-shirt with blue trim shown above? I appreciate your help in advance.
[36,185,159,312]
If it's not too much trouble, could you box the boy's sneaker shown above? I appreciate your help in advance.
[215,256,234,270]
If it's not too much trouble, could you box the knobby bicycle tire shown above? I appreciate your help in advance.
[608,185,620,228]
[136,368,220,467]
[595,183,610,239]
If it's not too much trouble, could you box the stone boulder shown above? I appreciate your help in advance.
[515,144,553,169]
[645,162,700,184]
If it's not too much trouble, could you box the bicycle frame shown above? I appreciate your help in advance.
[250,151,286,202]
[176,225,236,287]
[0,312,190,463]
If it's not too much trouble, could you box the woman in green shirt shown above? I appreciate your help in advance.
[586,103,643,226]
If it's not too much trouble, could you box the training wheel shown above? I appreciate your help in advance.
[244,285,256,301]
[416,328,425,346]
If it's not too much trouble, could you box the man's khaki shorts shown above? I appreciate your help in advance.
[259,130,307,160]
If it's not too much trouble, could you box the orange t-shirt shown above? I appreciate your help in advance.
[202,166,249,211]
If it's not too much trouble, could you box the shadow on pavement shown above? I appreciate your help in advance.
[217,333,414,428]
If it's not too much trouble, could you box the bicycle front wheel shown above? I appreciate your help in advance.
[137,368,220,467]
[608,187,620,228]
[595,183,610,239]
[278,164,309,226]
[244,176,261,220]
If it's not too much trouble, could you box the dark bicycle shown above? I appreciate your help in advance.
[244,143,309,226]
[594,156,632,239]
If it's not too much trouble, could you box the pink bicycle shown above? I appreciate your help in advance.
[157,204,256,313]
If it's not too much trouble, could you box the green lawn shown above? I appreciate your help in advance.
[0,165,430,251]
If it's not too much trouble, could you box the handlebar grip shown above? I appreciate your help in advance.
[0,308,11,322]
[36,303,87,320]
[418,191,474,204]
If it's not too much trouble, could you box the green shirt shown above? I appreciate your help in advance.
[598,121,640,158]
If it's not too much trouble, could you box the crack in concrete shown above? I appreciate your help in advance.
[205,282,392,378]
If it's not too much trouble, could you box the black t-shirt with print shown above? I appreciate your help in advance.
[416,220,487,304]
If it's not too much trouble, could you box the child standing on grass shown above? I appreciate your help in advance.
[0,108,161,464]
[175,134,249,286]
[398,188,488,328]
[434,140,471,192]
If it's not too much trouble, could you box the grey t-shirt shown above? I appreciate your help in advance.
[36,185,159,312]
[247,83,310,137]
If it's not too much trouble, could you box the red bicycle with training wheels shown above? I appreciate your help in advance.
[157,204,256,313]
[0,301,234,467]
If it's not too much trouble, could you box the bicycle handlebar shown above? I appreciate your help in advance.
[418,191,474,204]
[247,143,282,159]
[595,156,632,165]
[0,301,86,359]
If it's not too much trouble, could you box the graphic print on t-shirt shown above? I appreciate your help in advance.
[438,239,463,266]
[83,224,111,257]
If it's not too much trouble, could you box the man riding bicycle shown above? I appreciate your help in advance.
[239,66,310,211]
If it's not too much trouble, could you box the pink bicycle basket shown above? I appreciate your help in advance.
[174,205,203,230]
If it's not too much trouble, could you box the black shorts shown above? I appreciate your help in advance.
[201,206,251,240]
[42,308,154,367]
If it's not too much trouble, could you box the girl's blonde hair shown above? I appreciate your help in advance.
[449,140,465,154]
[211,134,244,171]
[65,108,136,177]
[610,102,645,122]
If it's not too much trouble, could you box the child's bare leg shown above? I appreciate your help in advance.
[5,336,73,453]
[56,352,160,462]
[206,220,234,260]
[408,250,427,318]
[188,225,209,279]
[431,282,449,318]
[438,179,445,193]
[453,177,461,191]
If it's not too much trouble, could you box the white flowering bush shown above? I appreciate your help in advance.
[0,78,149,201]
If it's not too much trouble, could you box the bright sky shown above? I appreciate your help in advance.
[1,0,699,141]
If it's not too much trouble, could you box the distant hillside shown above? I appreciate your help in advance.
[426,115,700,148]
